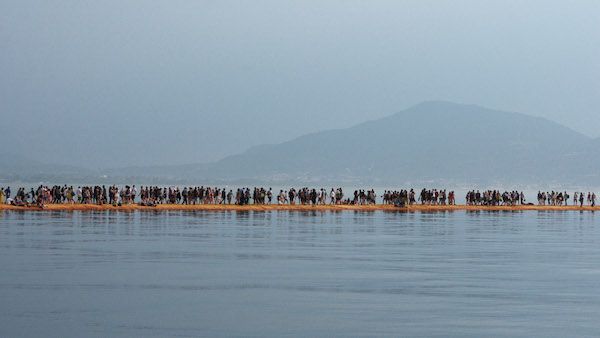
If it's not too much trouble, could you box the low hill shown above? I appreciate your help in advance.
[193,101,597,185]
[4,102,600,186]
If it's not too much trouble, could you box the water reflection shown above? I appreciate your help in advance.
[2,210,600,337]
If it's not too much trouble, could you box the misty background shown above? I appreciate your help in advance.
[1,0,599,170]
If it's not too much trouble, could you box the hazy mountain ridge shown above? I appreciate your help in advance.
[192,101,596,185]
[0,153,93,175]
[2,101,600,185]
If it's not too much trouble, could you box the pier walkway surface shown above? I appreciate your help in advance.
[1,204,598,212]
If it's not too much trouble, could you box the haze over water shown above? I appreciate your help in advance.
[2,210,600,337]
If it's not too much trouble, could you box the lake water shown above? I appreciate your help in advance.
[1,210,600,337]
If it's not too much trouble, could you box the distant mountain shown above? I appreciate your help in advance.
[0,152,96,183]
[0,153,89,175]
[4,102,600,186]
[190,101,599,185]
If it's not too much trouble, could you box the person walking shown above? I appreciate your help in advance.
[4,187,10,203]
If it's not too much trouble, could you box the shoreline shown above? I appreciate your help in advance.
[1,204,599,212]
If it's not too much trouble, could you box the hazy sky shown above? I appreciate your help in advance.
[1,0,599,168]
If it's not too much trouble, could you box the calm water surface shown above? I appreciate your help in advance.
[1,210,600,337]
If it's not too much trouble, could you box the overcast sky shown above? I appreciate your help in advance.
[1,0,599,168]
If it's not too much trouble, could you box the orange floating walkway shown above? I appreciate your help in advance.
[1,204,598,212]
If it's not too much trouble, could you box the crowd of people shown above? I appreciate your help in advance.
[382,189,456,206]
[572,192,596,207]
[466,190,525,206]
[1,185,599,208]
[0,185,139,207]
